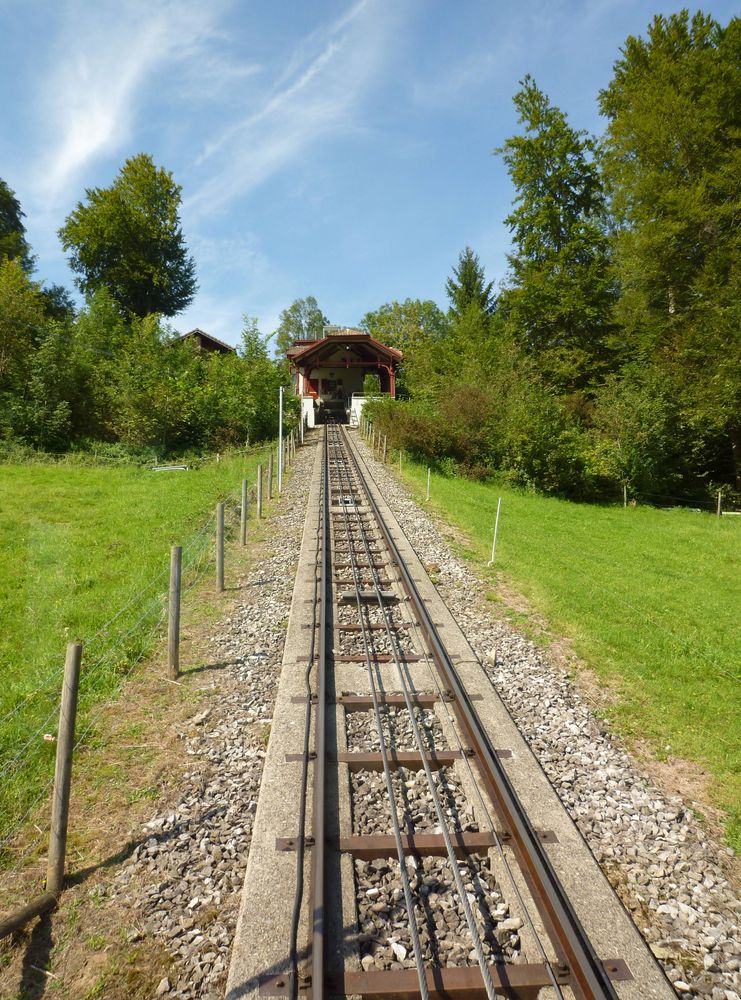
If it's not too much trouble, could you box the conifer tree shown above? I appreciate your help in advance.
[496,77,615,389]
[445,247,495,319]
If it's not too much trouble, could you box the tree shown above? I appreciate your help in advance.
[0,179,34,274]
[445,247,495,319]
[59,154,197,318]
[599,11,741,485]
[495,77,615,389]
[273,296,327,356]
[360,298,448,351]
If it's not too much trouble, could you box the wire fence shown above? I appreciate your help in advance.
[0,464,261,886]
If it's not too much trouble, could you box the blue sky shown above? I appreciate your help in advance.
[1,0,737,346]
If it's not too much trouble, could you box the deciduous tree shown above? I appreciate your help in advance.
[273,296,327,356]
[59,154,197,318]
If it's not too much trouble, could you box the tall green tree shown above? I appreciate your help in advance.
[0,179,34,274]
[599,11,741,485]
[496,77,615,390]
[59,154,197,318]
[273,296,327,356]
[445,247,495,319]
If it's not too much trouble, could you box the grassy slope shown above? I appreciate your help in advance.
[0,450,270,838]
[395,459,740,848]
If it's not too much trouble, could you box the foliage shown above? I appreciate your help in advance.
[0,178,35,273]
[273,295,327,356]
[496,77,615,390]
[59,153,197,318]
[599,11,741,485]
[0,259,48,431]
[363,372,381,396]
[445,247,495,319]
[360,298,450,398]
[0,277,288,456]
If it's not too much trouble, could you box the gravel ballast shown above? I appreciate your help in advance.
[111,443,316,1000]
[355,434,739,1000]
[355,853,522,970]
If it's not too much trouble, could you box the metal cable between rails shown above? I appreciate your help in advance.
[331,427,501,1000]
[329,426,430,1000]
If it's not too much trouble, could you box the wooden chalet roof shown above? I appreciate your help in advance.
[178,329,236,354]
[286,332,402,365]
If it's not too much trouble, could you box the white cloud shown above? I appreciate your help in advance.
[30,0,229,208]
[185,0,404,218]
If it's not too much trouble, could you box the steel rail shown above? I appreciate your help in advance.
[329,425,431,1000]
[332,428,502,1000]
[310,426,330,1000]
[342,427,620,1000]
[288,434,326,1000]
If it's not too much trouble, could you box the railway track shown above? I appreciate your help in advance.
[226,425,675,1000]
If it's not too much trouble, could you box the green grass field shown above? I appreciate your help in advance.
[394,456,740,849]
[0,448,272,846]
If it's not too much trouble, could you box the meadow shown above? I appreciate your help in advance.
[395,457,740,849]
[0,448,270,847]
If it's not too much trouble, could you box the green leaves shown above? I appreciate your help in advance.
[59,154,197,318]
[273,296,327,356]
[496,77,615,389]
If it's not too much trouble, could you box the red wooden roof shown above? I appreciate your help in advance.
[286,333,402,364]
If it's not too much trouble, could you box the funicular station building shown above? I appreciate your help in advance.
[286,326,402,428]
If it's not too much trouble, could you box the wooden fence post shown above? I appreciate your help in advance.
[168,546,182,679]
[257,465,263,519]
[216,503,225,592]
[240,479,248,546]
[717,491,722,517]
[46,642,82,897]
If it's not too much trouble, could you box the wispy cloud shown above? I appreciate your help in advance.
[186,0,403,218]
[31,0,229,208]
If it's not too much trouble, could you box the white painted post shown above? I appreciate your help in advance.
[487,498,502,566]
[278,386,284,494]
[216,503,225,591]
[240,480,248,547]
